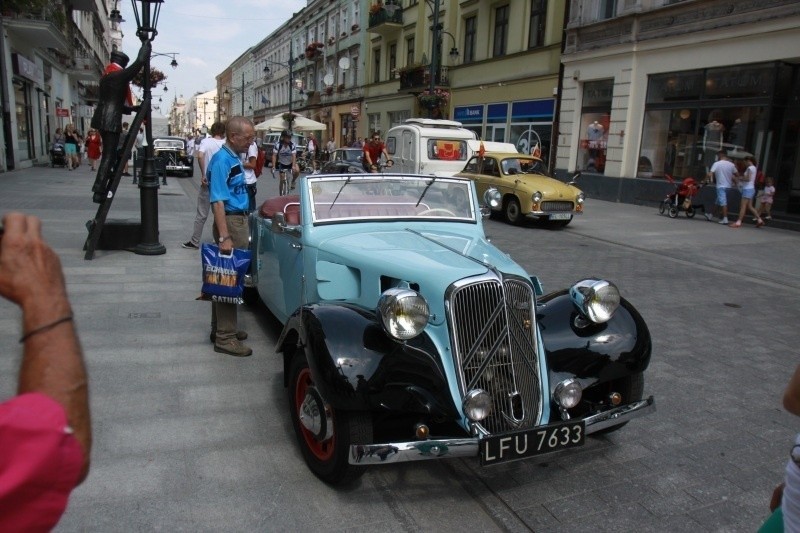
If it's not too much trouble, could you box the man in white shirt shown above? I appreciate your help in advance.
[707,150,737,225]
[240,141,259,212]
[305,132,318,173]
[182,121,226,249]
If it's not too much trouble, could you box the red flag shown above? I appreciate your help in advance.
[478,141,485,158]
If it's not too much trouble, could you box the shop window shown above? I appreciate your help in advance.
[578,80,613,174]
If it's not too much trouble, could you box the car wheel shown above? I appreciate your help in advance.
[504,197,522,225]
[658,201,667,215]
[289,351,371,485]
[592,372,645,435]
[668,206,679,218]
[686,206,695,218]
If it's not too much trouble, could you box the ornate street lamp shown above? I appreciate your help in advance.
[129,0,166,255]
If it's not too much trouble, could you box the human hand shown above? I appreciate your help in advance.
[770,482,785,512]
[201,176,208,186]
[219,240,233,254]
[0,213,67,310]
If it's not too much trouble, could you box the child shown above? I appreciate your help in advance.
[759,176,775,221]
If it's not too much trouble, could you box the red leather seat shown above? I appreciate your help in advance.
[259,195,301,225]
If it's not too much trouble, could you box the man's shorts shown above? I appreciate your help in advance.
[716,187,728,206]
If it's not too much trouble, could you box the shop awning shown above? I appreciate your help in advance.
[5,18,68,53]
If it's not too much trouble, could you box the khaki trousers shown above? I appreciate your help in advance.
[211,214,250,342]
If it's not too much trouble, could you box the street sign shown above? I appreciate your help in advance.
[350,105,360,118]
[56,108,70,117]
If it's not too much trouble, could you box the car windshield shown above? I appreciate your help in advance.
[307,175,476,224]
[335,150,362,162]
[154,140,183,150]
[501,157,547,175]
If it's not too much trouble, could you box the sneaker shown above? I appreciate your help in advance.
[765,216,772,221]
[214,339,252,357]
[209,330,248,343]
[719,218,729,224]
[704,213,713,221]
[181,241,199,249]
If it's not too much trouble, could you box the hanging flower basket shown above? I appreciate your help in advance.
[282,113,295,128]
[417,89,450,109]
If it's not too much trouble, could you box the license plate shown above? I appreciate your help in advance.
[480,420,585,466]
[549,212,572,220]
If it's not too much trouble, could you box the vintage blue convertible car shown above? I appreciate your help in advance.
[247,174,654,485]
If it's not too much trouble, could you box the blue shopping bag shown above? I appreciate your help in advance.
[200,243,252,304]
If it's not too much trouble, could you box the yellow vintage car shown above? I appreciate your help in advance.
[456,152,585,226]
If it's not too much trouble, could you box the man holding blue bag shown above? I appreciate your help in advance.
[208,116,256,357]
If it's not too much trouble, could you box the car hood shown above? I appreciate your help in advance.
[316,227,525,312]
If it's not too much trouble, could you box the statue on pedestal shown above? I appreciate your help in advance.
[90,41,150,204]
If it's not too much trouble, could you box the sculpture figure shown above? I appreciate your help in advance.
[90,41,150,204]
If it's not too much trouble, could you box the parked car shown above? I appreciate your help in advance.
[319,148,365,174]
[152,136,194,177]
[262,132,307,167]
[456,152,585,226]
[246,173,655,485]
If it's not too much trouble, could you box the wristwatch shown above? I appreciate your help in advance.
[218,235,231,244]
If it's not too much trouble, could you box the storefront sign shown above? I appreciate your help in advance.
[350,105,360,118]
[12,53,38,83]
[582,80,614,108]
[647,71,704,103]
[454,105,483,124]
[511,99,555,122]
[705,65,774,98]
[56,107,70,117]
[487,103,508,124]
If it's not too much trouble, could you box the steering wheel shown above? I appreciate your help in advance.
[417,207,457,216]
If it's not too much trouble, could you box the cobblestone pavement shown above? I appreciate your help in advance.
[0,165,798,532]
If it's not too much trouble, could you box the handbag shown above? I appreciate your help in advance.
[200,243,252,304]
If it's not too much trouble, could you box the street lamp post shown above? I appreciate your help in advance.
[263,39,303,133]
[130,0,166,256]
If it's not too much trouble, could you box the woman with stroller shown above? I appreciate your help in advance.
[85,129,102,172]
[730,155,764,228]
[52,128,65,147]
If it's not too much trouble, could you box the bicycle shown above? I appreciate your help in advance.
[272,167,290,196]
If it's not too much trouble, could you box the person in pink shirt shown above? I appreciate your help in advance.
[0,213,91,531]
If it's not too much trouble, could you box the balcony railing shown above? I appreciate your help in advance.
[398,65,450,92]
[368,2,403,34]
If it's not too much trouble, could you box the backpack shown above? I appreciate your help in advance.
[254,147,266,178]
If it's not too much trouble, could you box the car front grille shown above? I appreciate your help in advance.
[540,201,574,212]
[446,275,541,435]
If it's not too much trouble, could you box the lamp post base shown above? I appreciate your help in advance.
[133,241,167,255]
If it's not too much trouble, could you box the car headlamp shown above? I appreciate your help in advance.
[554,379,582,409]
[576,192,585,204]
[463,389,492,421]
[377,288,430,340]
[569,279,621,324]
[483,188,502,208]
[532,191,543,203]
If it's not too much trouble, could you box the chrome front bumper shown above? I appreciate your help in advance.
[349,396,655,465]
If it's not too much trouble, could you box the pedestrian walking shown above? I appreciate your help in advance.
[326,137,336,161]
[304,132,319,173]
[85,129,102,171]
[706,150,737,225]
[182,121,225,250]
[63,124,81,170]
[208,116,255,357]
[758,176,776,222]
[730,155,764,228]
[241,140,259,212]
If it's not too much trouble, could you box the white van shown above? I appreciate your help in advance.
[386,119,478,176]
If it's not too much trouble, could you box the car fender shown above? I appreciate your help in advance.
[536,289,652,388]
[277,303,459,418]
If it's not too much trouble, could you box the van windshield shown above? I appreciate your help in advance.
[427,139,468,161]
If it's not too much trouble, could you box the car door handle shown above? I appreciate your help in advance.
[290,243,302,250]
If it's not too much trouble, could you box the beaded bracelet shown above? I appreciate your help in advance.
[19,314,74,343]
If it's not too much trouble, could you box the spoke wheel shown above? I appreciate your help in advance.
[658,201,667,215]
[288,351,371,484]
[668,206,679,218]
[686,206,696,218]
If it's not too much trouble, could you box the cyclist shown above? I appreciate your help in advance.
[362,131,393,173]
[271,130,299,192]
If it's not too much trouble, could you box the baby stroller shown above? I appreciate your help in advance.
[659,175,705,219]
[50,143,67,168]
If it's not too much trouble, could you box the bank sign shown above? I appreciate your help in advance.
[454,105,483,124]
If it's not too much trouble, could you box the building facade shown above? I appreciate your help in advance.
[1,0,113,171]
[556,0,800,215]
